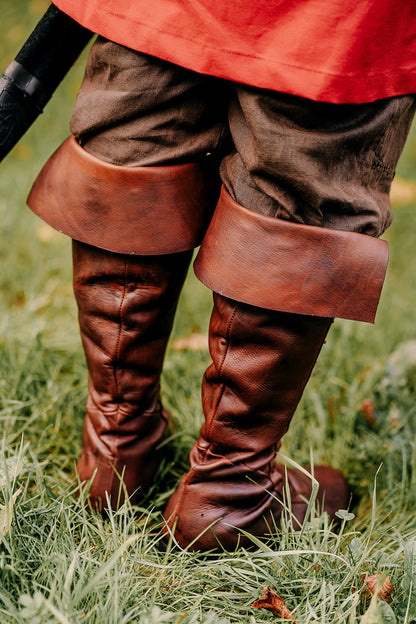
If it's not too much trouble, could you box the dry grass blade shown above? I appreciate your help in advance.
[0,487,23,536]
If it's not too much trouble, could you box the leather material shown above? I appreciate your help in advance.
[194,187,389,323]
[27,136,216,255]
[73,240,193,511]
[164,294,349,550]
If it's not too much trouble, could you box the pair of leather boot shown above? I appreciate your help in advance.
[27,137,389,549]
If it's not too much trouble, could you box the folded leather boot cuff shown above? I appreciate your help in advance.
[194,186,389,323]
[27,136,216,255]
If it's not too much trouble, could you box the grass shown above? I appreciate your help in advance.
[1,2,416,622]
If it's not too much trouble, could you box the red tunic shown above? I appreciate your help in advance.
[53,0,416,103]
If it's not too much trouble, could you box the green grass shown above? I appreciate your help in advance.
[1,2,416,622]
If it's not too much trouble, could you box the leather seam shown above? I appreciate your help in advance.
[167,304,238,524]
[204,303,237,456]
[111,261,129,459]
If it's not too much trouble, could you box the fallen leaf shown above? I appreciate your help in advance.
[358,399,376,427]
[362,573,395,603]
[252,585,297,621]
[172,333,208,351]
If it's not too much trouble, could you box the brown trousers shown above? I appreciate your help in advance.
[70,37,416,238]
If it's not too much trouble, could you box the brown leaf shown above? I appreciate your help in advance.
[362,573,395,603]
[358,399,376,427]
[252,585,297,621]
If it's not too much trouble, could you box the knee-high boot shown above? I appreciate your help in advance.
[164,187,389,550]
[72,242,192,509]
[27,136,218,510]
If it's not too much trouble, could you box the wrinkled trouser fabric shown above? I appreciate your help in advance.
[70,36,416,236]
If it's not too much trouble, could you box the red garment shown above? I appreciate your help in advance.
[53,0,416,103]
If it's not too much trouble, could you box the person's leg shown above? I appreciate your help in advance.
[27,39,228,511]
[164,91,416,549]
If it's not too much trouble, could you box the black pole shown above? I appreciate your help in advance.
[0,5,93,162]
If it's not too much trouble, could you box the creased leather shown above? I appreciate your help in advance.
[27,136,217,254]
[164,294,349,550]
[194,186,389,323]
[73,240,193,510]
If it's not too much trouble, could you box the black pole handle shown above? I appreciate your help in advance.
[0,5,93,162]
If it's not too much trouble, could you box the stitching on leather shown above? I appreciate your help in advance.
[205,303,237,451]
[167,302,238,524]
[112,261,129,459]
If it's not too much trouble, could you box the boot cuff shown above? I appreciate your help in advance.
[194,187,389,323]
[27,136,216,255]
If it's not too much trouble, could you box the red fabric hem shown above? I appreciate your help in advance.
[53,0,416,104]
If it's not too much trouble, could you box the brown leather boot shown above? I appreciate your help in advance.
[164,187,389,550]
[27,136,219,511]
[164,294,348,549]
[73,241,192,510]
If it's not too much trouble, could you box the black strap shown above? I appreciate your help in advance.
[3,60,48,111]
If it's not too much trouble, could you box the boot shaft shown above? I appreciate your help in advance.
[199,294,332,458]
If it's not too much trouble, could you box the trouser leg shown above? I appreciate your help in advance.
[222,87,416,234]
